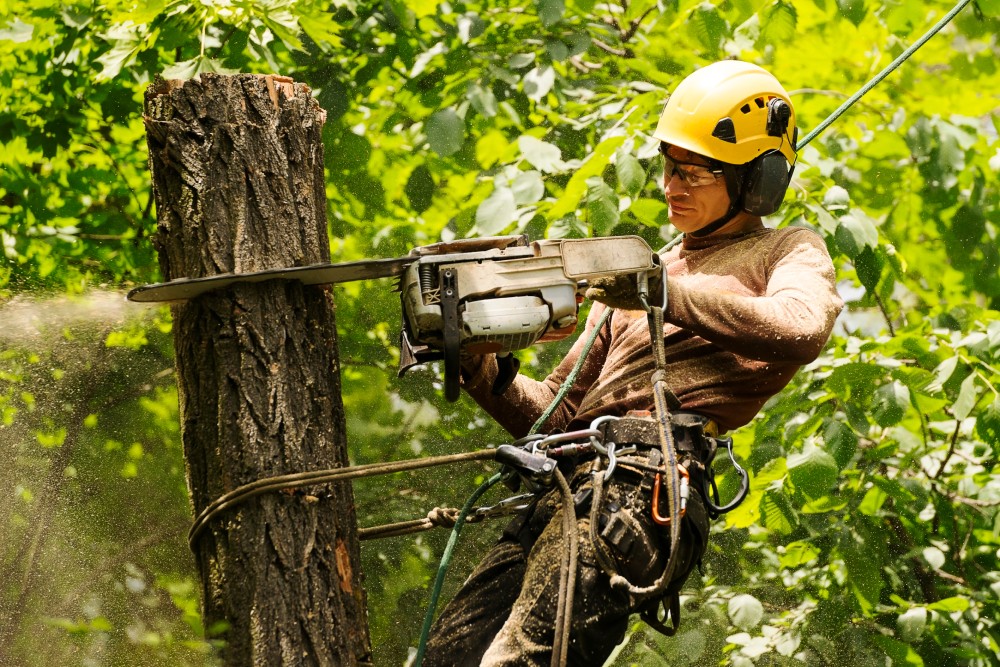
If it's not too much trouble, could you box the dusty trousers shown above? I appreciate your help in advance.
[422,458,710,667]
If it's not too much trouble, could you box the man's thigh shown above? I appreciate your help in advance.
[423,538,528,667]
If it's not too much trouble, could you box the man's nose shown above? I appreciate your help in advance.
[664,171,688,195]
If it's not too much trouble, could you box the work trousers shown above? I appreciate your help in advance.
[422,457,710,666]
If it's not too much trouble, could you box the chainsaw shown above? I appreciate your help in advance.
[127,234,660,401]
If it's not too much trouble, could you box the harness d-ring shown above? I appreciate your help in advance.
[652,466,689,526]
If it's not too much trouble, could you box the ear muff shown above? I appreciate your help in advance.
[742,152,793,216]
[741,98,795,216]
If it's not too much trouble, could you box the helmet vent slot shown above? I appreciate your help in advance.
[740,103,751,114]
[754,97,766,108]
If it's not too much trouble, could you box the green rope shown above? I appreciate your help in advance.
[529,307,613,435]
[798,0,974,149]
[414,472,502,666]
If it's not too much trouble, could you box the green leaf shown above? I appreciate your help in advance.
[518,136,564,173]
[549,136,625,217]
[760,491,797,534]
[728,594,764,630]
[927,596,970,612]
[615,149,645,198]
[953,372,980,421]
[801,495,848,513]
[457,13,485,43]
[405,165,435,213]
[978,0,1000,15]
[538,0,565,26]
[854,247,883,293]
[835,213,878,258]
[841,537,883,614]
[475,186,517,235]
[628,198,669,227]
[689,5,728,56]
[922,546,945,570]
[780,541,820,567]
[872,381,910,427]
[96,26,143,80]
[426,109,464,156]
[858,485,887,515]
[523,66,555,101]
[823,185,850,211]
[511,171,545,205]
[508,53,536,69]
[260,10,305,51]
[585,177,618,237]
[976,398,1000,452]
[870,635,924,666]
[823,420,857,469]
[836,0,868,27]
[896,607,926,643]
[468,84,498,118]
[298,12,343,49]
[0,17,34,43]
[787,447,838,498]
[760,2,797,45]
[927,356,959,393]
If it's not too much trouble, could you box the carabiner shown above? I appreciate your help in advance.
[700,436,750,515]
[651,466,689,526]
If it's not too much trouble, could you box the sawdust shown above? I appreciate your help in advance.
[0,290,154,345]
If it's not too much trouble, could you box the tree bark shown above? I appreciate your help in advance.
[143,73,371,666]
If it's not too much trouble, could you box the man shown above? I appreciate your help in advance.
[422,60,843,666]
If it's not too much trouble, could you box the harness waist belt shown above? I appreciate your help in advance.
[599,413,718,454]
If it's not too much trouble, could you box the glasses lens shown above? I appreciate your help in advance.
[663,155,718,187]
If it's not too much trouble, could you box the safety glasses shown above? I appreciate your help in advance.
[658,144,723,188]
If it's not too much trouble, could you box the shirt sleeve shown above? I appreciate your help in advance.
[461,303,613,438]
[665,229,843,364]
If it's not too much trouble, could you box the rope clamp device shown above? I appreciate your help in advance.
[652,466,690,526]
[472,492,536,520]
[495,444,557,492]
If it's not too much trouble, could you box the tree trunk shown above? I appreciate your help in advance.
[143,73,371,666]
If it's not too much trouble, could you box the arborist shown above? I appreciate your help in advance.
[421,60,844,666]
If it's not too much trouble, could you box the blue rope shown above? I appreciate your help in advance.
[798,0,974,149]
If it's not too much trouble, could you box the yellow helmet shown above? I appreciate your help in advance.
[653,60,796,167]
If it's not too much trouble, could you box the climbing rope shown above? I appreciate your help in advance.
[412,471,503,667]
[797,0,975,149]
[187,449,498,547]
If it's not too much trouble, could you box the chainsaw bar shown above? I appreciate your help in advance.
[126,256,413,303]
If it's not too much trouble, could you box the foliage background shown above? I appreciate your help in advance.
[1,0,999,665]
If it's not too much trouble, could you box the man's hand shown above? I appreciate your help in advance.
[585,270,663,311]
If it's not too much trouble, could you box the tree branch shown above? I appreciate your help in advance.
[932,419,962,480]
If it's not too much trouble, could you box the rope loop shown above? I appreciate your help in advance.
[426,507,460,528]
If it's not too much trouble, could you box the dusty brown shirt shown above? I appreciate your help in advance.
[463,221,843,436]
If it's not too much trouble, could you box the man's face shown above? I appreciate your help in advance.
[661,145,731,234]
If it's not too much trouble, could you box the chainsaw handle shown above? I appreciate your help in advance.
[440,268,462,402]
